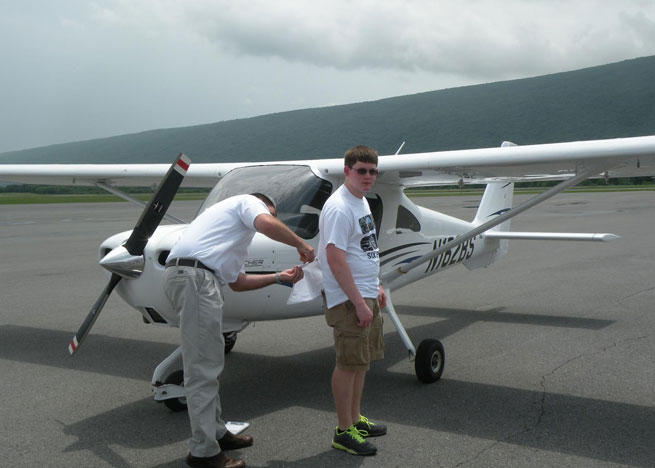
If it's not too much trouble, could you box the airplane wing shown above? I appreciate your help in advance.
[0,162,242,187]
[1,135,654,188]
[367,135,655,187]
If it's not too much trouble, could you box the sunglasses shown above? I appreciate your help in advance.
[352,168,379,176]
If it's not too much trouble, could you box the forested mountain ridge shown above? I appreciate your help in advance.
[2,56,653,165]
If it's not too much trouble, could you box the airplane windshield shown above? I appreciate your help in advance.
[198,165,333,239]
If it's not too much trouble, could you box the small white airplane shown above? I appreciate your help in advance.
[2,135,654,412]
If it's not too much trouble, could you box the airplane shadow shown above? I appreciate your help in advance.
[398,304,615,328]
[150,452,365,468]
[0,324,176,381]
[0,305,612,381]
[2,306,650,467]
[58,397,188,466]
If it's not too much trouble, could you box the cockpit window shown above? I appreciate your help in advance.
[396,204,420,232]
[198,165,333,239]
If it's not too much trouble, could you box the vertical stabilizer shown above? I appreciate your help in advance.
[473,181,514,227]
[473,141,516,230]
[464,142,516,269]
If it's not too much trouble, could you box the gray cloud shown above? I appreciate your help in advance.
[180,0,655,77]
[1,0,653,153]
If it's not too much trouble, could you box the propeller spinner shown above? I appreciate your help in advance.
[68,153,191,355]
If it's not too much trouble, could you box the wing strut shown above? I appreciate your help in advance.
[95,182,186,224]
[380,168,597,381]
[382,168,593,285]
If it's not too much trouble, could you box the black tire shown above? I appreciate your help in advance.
[163,369,187,412]
[415,339,445,383]
[224,332,237,354]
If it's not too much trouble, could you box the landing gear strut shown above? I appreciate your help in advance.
[382,287,445,383]
[162,369,186,412]
[152,332,240,411]
[224,331,238,354]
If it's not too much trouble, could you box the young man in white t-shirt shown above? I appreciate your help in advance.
[164,193,314,468]
[318,146,388,456]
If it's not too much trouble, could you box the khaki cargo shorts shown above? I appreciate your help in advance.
[325,297,384,371]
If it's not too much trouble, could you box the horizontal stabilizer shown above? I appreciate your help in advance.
[482,232,619,242]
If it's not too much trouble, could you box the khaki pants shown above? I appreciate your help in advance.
[164,266,228,457]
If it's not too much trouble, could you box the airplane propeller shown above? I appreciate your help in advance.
[68,153,191,355]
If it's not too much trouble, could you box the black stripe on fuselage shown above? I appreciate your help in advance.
[380,250,420,266]
[379,242,431,258]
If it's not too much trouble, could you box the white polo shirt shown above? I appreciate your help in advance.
[167,195,270,284]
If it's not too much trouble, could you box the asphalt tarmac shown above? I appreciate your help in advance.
[1,191,654,468]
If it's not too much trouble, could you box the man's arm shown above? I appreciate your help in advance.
[228,266,303,292]
[253,214,315,263]
[325,244,373,328]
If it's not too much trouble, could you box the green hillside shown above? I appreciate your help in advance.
[2,56,654,164]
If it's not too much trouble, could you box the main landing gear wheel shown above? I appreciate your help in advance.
[224,332,237,354]
[163,369,187,412]
[415,339,445,383]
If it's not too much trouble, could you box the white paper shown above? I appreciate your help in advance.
[287,260,323,304]
[226,421,250,434]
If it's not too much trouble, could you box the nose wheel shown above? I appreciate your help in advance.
[162,369,187,412]
[224,331,237,354]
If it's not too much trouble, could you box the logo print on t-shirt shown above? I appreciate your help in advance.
[360,233,378,252]
[359,215,375,234]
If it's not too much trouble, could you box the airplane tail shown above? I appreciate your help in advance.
[473,141,516,228]
[464,142,516,269]
[472,181,514,228]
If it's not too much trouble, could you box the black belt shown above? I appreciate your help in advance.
[166,258,214,273]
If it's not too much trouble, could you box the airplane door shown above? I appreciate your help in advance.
[366,194,383,234]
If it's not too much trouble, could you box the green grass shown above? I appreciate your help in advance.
[0,192,209,204]
[405,185,655,198]
[1,185,653,204]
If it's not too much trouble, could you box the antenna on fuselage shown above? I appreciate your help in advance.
[394,141,406,155]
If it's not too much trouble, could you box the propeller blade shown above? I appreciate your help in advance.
[123,153,191,256]
[68,153,190,356]
[68,274,122,355]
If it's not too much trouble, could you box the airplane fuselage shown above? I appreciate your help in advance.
[99,165,505,333]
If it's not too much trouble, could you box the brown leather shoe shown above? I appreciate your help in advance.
[218,431,254,451]
[186,451,245,468]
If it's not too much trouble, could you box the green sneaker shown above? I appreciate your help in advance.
[354,415,387,437]
[332,425,377,456]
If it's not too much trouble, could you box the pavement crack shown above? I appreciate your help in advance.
[531,335,648,432]
[617,285,655,304]
[451,439,502,468]
[451,335,649,468]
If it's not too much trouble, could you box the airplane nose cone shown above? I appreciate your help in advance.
[99,245,145,278]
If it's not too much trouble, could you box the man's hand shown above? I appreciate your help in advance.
[377,285,387,309]
[297,242,315,263]
[355,301,373,328]
[254,214,315,263]
[278,266,304,284]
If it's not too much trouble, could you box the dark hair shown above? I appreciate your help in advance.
[250,192,276,211]
[344,145,378,168]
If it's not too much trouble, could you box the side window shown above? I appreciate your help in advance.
[396,205,420,232]
[365,194,383,234]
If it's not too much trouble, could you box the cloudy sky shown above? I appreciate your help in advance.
[1,0,653,153]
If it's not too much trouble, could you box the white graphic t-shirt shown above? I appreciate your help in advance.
[318,184,380,308]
